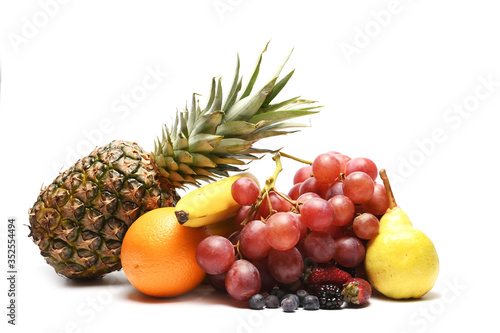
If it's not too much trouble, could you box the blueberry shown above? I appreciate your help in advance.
[295,289,309,307]
[249,294,265,310]
[270,288,287,302]
[264,295,280,309]
[303,295,320,310]
[284,294,299,309]
[281,297,297,312]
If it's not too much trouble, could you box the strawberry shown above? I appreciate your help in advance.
[304,263,352,288]
[342,277,372,305]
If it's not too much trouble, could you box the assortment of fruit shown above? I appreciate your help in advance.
[27,46,319,279]
[191,151,393,309]
[245,270,372,311]
[187,149,438,308]
[28,46,439,312]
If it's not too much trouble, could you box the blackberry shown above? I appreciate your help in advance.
[316,284,345,310]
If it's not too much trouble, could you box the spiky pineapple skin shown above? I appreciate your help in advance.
[29,140,179,279]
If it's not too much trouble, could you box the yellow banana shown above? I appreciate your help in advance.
[175,172,259,227]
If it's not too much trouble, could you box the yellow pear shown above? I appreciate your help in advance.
[365,170,439,299]
[379,206,413,232]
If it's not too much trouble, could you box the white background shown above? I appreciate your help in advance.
[1,1,499,332]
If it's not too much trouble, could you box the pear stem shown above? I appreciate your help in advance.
[379,169,397,209]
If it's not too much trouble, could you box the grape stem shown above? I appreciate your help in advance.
[266,153,284,189]
[279,151,312,165]
[379,169,397,209]
[234,241,243,260]
[241,153,284,225]
[261,153,284,217]
[263,187,276,217]
[241,152,312,225]
[271,187,297,206]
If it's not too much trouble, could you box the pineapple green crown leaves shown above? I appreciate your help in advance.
[154,44,321,188]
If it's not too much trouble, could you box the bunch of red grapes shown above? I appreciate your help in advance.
[195,151,389,302]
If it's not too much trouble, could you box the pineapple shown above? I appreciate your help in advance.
[29,46,320,279]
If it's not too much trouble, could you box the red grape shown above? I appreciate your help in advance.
[267,247,304,283]
[277,194,293,212]
[321,223,344,239]
[296,192,321,204]
[328,195,355,226]
[362,183,389,215]
[343,171,374,204]
[208,272,227,292]
[333,153,351,174]
[296,214,308,240]
[258,191,291,218]
[303,231,336,263]
[355,204,368,215]
[225,260,261,301]
[288,183,302,200]
[252,259,277,293]
[299,177,329,197]
[325,182,344,200]
[235,205,253,227]
[300,197,335,231]
[227,230,241,245]
[333,236,365,267]
[239,220,271,261]
[293,165,313,184]
[265,212,301,250]
[353,213,380,239]
[345,157,378,181]
[312,153,341,184]
[231,177,260,205]
[295,239,307,258]
[342,222,356,238]
[196,235,235,274]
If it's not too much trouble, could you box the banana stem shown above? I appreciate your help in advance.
[379,169,397,209]
[279,151,312,165]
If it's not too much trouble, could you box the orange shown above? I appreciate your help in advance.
[121,207,210,297]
